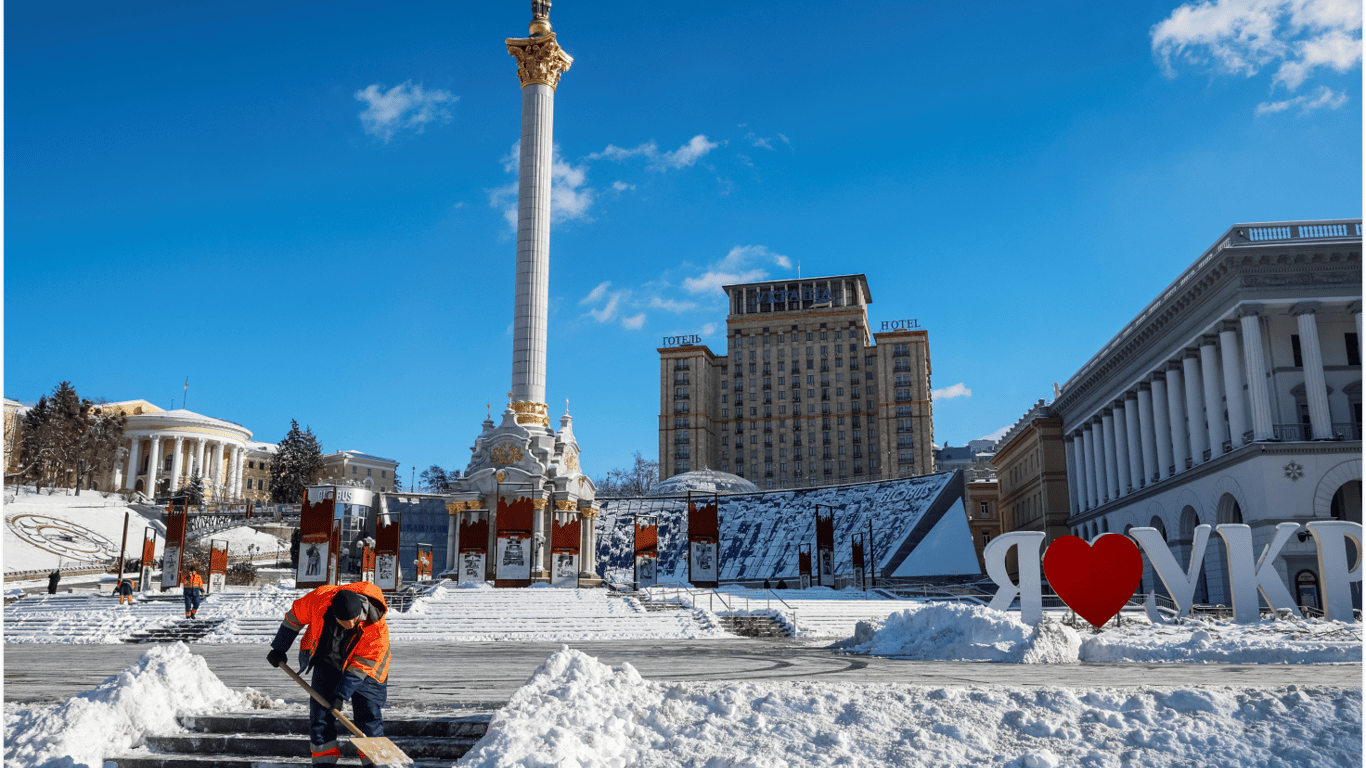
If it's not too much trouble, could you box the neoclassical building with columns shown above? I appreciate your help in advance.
[1054,220,1361,612]
[101,400,256,501]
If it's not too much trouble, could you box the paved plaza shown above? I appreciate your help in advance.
[5,639,1359,708]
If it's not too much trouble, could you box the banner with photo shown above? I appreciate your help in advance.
[552,552,579,588]
[496,534,532,581]
[458,551,486,586]
[689,541,717,584]
[375,553,399,590]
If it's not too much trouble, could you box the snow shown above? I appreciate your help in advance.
[456,646,1362,768]
[888,498,979,577]
[3,643,263,768]
[3,487,161,573]
[841,604,1362,664]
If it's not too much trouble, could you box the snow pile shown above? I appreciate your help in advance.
[458,647,1362,768]
[843,605,1362,664]
[1079,617,1362,664]
[844,604,1083,663]
[3,643,251,768]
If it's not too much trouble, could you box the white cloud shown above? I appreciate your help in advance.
[588,135,720,170]
[611,180,636,192]
[701,322,719,336]
[1152,0,1361,95]
[745,131,791,150]
[682,245,793,296]
[489,142,594,229]
[931,383,973,401]
[581,281,612,305]
[648,296,699,313]
[979,425,1012,444]
[621,313,647,330]
[355,81,457,143]
[1256,84,1349,112]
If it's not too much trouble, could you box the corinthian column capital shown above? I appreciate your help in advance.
[507,33,573,90]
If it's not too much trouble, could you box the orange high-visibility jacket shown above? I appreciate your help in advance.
[280,582,390,684]
[182,572,203,589]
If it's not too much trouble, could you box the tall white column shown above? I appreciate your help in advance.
[1294,303,1333,439]
[1152,374,1174,479]
[1123,394,1143,490]
[124,437,140,490]
[1137,385,1158,487]
[146,437,162,496]
[1112,401,1132,495]
[506,17,572,424]
[1165,362,1189,474]
[1218,321,1249,448]
[1101,411,1119,503]
[1182,349,1209,464]
[193,438,207,479]
[1082,425,1098,509]
[1239,308,1274,441]
[169,436,185,494]
[1199,336,1226,456]
[232,447,246,501]
[214,442,226,494]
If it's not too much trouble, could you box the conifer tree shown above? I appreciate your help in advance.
[269,420,323,504]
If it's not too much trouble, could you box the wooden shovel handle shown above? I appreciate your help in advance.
[278,662,368,740]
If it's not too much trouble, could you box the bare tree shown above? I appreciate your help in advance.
[595,451,659,497]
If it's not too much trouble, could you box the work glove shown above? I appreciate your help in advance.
[331,697,345,712]
[266,648,288,668]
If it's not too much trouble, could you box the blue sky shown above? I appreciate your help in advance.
[5,0,1361,486]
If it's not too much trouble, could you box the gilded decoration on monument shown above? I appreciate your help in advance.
[510,400,551,427]
[532,499,548,511]
[554,499,575,511]
[506,34,573,90]
[445,502,461,515]
[565,450,579,471]
[490,444,524,465]
[579,507,599,519]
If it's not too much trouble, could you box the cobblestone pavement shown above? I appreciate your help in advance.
[4,639,1359,707]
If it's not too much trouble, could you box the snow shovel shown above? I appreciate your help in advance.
[278,662,413,767]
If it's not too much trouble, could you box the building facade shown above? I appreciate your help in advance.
[989,399,1072,579]
[964,477,1001,572]
[1054,220,1362,611]
[317,450,400,494]
[658,274,936,489]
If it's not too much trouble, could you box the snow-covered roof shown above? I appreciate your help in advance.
[246,441,279,455]
[125,408,251,438]
[325,450,399,465]
[645,470,760,498]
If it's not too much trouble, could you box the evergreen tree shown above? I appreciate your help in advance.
[14,383,126,494]
[71,400,127,496]
[268,420,323,504]
[392,469,404,492]
[180,472,206,505]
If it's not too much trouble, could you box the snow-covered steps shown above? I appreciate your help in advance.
[108,711,491,768]
[5,584,733,643]
[644,587,926,639]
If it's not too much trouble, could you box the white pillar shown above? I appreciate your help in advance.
[1165,362,1189,474]
[193,438,207,480]
[232,447,246,501]
[1199,336,1226,456]
[1294,303,1333,439]
[1123,394,1143,490]
[169,436,185,494]
[510,84,554,409]
[1087,420,1098,505]
[1218,320,1249,448]
[1239,308,1274,441]
[1101,411,1119,503]
[1136,385,1158,487]
[146,437,162,496]
[1182,349,1209,464]
[212,442,226,496]
[1112,401,1132,495]
[124,437,140,490]
[1080,424,1092,508]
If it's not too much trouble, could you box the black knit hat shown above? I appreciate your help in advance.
[332,590,366,620]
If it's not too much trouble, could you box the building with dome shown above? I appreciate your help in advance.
[97,400,255,500]
[645,469,759,498]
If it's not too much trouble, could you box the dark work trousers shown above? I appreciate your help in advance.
[183,587,202,616]
[300,651,386,766]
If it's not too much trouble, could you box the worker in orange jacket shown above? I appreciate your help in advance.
[181,570,204,618]
[267,583,390,766]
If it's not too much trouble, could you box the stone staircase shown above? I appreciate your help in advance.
[715,614,791,638]
[108,710,491,767]
[123,618,226,643]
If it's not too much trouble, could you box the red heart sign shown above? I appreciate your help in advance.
[1043,534,1143,629]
